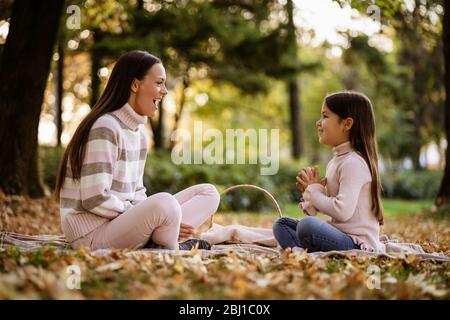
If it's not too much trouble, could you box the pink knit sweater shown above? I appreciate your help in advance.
[300,141,385,253]
[59,103,148,242]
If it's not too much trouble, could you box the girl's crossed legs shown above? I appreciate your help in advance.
[272,216,358,252]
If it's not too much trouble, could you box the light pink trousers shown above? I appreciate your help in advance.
[72,184,220,250]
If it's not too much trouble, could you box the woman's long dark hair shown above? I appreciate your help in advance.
[54,50,161,201]
[325,91,384,225]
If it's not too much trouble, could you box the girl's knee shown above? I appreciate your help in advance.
[272,219,282,237]
[272,217,290,229]
[296,217,320,238]
[272,218,281,232]
[272,217,290,235]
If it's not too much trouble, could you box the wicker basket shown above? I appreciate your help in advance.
[207,184,283,229]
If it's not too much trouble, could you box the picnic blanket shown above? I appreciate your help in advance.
[200,223,278,247]
[199,223,450,262]
[1,230,449,262]
[0,232,70,252]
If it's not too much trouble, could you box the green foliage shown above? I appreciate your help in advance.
[80,0,290,93]
[37,145,318,212]
[38,147,443,210]
[143,150,310,212]
[38,146,64,191]
[338,0,445,168]
[33,0,448,210]
[32,0,446,171]
[382,170,444,199]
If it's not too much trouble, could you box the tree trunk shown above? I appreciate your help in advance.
[90,51,101,108]
[289,80,302,158]
[436,0,450,208]
[0,0,64,198]
[412,113,423,170]
[90,29,104,108]
[286,0,302,159]
[55,36,64,147]
[411,0,424,170]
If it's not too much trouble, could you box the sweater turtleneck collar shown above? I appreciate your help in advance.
[111,103,147,130]
[333,141,353,156]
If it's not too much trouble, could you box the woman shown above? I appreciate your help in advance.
[55,50,220,251]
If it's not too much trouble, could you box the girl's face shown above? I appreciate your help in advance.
[130,63,168,117]
[316,102,351,146]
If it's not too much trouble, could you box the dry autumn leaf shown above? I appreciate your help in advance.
[0,192,449,299]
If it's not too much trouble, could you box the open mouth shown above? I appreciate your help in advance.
[153,99,161,109]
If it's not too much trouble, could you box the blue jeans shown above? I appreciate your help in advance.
[272,216,358,252]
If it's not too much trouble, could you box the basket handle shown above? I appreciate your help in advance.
[208,184,283,229]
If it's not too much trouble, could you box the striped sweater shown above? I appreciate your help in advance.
[60,103,149,242]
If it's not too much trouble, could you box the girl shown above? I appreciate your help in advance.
[55,50,220,251]
[273,91,385,253]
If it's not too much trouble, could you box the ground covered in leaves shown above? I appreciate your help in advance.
[0,192,449,299]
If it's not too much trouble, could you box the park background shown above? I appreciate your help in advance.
[0,0,449,299]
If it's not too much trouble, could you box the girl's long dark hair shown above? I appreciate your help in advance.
[325,91,384,225]
[54,50,161,201]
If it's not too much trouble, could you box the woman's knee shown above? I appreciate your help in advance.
[200,183,221,208]
[142,192,182,224]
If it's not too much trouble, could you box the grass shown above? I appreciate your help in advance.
[281,198,434,218]
[382,199,434,216]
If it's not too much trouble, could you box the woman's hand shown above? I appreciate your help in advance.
[178,223,196,241]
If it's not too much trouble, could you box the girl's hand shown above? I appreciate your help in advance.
[299,166,319,184]
[296,179,306,193]
[296,167,314,192]
[296,167,327,192]
[178,223,196,241]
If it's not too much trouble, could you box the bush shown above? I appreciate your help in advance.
[38,146,64,191]
[381,170,443,200]
[37,147,330,212]
[143,150,309,212]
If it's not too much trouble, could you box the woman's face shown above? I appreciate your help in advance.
[131,63,168,117]
[315,102,350,146]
